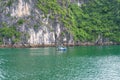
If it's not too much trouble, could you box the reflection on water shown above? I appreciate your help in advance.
[0,46,120,80]
[29,47,67,56]
[29,48,53,56]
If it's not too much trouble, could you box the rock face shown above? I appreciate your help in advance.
[0,0,74,46]
[11,0,31,17]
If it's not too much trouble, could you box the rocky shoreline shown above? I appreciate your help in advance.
[0,42,119,48]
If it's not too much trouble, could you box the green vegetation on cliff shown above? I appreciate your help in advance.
[0,22,21,44]
[37,0,77,39]
[37,0,120,43]
[77,0,120,43]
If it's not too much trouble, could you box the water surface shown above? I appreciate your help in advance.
[0,46,120,80]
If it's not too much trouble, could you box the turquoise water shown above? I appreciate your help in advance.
[0,46,120,80]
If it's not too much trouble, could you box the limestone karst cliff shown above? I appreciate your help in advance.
[0,0,82,47]
[0,0,120,47]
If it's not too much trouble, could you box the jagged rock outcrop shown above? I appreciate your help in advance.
[11,0,31,17]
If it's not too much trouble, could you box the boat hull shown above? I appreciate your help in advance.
[57,47,67,51]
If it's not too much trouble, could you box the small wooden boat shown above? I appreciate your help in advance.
[57,46,67,51]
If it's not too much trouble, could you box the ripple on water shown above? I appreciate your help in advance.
[0,46,120,80]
